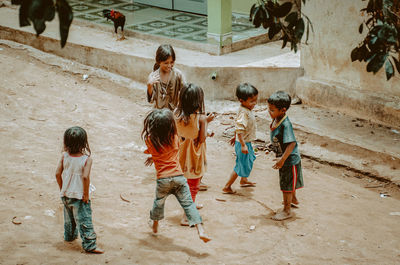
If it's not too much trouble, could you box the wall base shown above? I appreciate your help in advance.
[296,77,400,127]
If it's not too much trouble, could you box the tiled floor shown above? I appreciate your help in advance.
[70,0,267,44]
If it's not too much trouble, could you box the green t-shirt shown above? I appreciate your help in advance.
[269,115,301,166]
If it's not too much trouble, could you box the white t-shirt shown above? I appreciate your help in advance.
[60,153,95,199]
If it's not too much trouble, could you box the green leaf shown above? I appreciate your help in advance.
[385,59,394,80]
[56,0,73,48]
[295,18,305,40]
[282,34,288,49]
[285,12,298,24]
[351,47,360,62]
[18,0,31,27]
[305,20,310,44]
[274,2,293,18]
[253,6,262,27]
[366,52,387,73]
[268,23,281,40]
[359,23,363,34]
[249,3,256,21]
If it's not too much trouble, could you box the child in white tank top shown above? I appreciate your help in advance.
[55,126,103,254]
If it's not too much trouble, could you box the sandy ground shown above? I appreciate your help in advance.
[1,43,400,265]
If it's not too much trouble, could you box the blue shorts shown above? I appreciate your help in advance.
[234,141,256,178]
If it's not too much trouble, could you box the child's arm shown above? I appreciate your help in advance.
[147,71,160,100]
[272,142,296,169]
[55,155,64,190]
[237,133,248,154]
[82,157,93,204]
[197,113,215,145]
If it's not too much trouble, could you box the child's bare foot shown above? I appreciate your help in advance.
[180,215,189,226]
[86,248,104,254]
[196,224,211,243]
[222,187,236,194]
[272,211,293,221]
[240,179,256,187]
[199,232,211,243]
[281,201,299,208]
[148,219,158,233]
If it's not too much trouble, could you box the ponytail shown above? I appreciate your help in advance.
[153,62,160,71]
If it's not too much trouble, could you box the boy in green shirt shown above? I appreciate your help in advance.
[267,91,304,221]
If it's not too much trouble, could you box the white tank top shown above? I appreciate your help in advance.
[60,153,95,199]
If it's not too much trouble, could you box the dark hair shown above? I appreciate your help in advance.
[267,90,291,110]
[175,83,205,125]
[153,44,176,71]
[236,83,258,101]
[142,109,177,152]
[63,126,91,156]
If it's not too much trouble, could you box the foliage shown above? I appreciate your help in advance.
[249,0,313,53]
[11,0,73,48]
[351,0,400,80]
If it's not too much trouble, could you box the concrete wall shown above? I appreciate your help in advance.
[232,0,255,14]
[297,0,400,126]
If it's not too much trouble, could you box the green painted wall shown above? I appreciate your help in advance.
[232,0,255,14]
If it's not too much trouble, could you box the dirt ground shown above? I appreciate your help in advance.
[1,43,400,265]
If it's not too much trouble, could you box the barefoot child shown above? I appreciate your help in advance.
[147,44,186,110]
[267,91,304,221]
[143,109,211,243]
[223,83,258,194]
[175,83,214,225]
[55,126,104,254]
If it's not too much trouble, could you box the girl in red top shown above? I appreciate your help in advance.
[142,108,211,243]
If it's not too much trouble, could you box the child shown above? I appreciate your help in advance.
[142,109,211,243]
[147,44,186,110]
[222,83,258,194]
[175,83,214,225]
[55,126,104,254]
[267,91,304,221]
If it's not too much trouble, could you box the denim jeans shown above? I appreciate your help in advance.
[150,175,202,227]
[61,197,97,251]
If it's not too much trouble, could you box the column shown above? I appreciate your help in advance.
[207,0,232,47]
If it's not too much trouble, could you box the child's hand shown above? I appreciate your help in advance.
[145,157,153,167]
[229,136,236,146]
[272,159,284,169]
[241,144,249,154]
[82,194,89,204]
[148,71,160,86]
[206,113,215,123]
[207,129,214,137]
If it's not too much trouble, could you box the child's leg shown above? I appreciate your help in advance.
[181,178,201,226]
[195,223,211,243]
[75,200,99,252]
[292,190,299,205]
[174,177,201,225]
[174,176,210,242]
[150,178,171,224]
[272,192,293,221]
[187,178,201,202]
[239,177,256,186]
[222,171,238,193]
[61,197,78,241]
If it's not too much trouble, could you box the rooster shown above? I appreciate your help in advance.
[103,9,126,41]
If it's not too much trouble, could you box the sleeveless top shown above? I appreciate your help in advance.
[176,114,206,179]
[60,153,94,199]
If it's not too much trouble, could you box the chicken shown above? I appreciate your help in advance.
[103,9,126,41]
